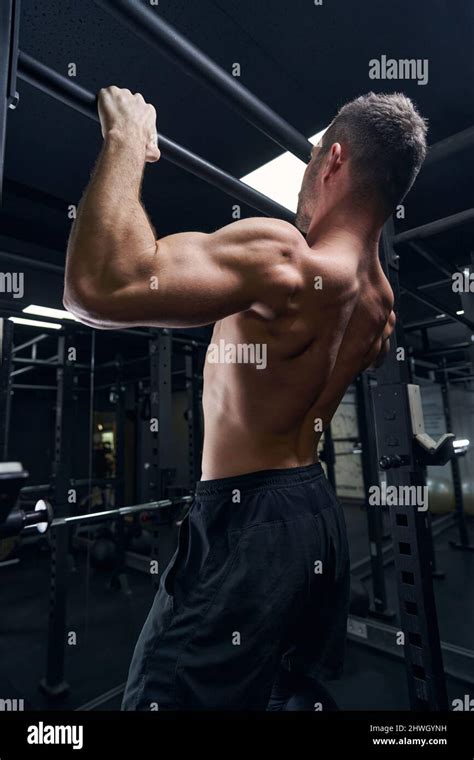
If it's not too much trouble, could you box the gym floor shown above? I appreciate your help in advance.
[1,508,473,711]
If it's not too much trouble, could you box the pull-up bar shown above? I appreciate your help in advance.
[94,0,313,164]
[17,51,296,224]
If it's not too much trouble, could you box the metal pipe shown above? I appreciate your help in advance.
[94,0,312,164]
[0,250,64,274]
[13,334,49,353]
[408,242,454,279]
[11,352,58,377]
[20,477,119,496]
[12,383,59,390]
[12,356,58,367]
[18,51,295,223]
[445,363,472,371]
[410,358,472,378]
[12,355,90,370]
[170,333,208,348]
[20,483,51,495]
[10,365,36,377]
[50,495,193,528]
[394,208,474,245]
[405,316,453,332]
[401,283,474,330]
[12,383,87,393]
[418,277,453,292]
[413,358,438,369]
[14,495,193,537]
[425,126,474,167]
[422,342,470,357]
[98,354,149,370]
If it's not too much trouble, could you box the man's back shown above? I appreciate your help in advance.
[202,239,394,479]
[62,84,426,712]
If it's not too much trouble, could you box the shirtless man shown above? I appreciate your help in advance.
[64,90,427,710]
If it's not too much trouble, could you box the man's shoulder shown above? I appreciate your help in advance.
[213,217,304,251]
[301,246,359,294]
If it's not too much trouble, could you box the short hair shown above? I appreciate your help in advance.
[320,92,428,212]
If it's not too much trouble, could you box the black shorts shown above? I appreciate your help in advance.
[122,462,350,711]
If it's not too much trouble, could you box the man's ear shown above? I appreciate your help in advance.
[323,142,343,181]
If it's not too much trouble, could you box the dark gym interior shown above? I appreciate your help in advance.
[1,0,474,728]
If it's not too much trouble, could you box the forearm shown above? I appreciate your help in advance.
[64,131,157,319]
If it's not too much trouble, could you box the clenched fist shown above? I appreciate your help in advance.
[98,86,161,163]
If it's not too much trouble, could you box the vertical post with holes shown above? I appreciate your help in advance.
[0,318,14,459]
[148,331,173,587]
[372,220,448,710]
[40,328,76,698]
[110,355,131,591]
[0,0,20,205]
[438,360,472,551]
[147,331,173,500]
[184,343,203,487]
[355,372,394,619]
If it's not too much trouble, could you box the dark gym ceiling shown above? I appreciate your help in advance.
[1,0,473,357]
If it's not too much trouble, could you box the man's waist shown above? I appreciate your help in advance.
[196,461,324,500]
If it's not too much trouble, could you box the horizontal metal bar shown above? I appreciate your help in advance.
[450,374,474,383]
[408,242,454,278]
[417,277,453,292]
[94,0,312,163]
[51,495,193,528]
[412,357,438,369]
[13,334,50,353]
[11,351,58,377]
[404,316,453,332]
[109,327,148,338]
[20,477,119,496]
[75,683,126,711]
[401,283,474,330]
[450,363,474,378]
[12,383,57,390]
[348,614,474,688]
[20,483,51,495]
[425,125,474,167]
[395,208,474,245]
[445,362,472,371]
[11,365,35,377]
[411,358,472,378]
[0,250,64,274]
[422,342,470,357]
[18,51,294,222]
[12,356,58,366]
[13,355,91,370]
[97,354,149,370]
[170,333,208,348]
[70,477,119,488]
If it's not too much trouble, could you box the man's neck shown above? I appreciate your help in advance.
[304,205,383,260]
